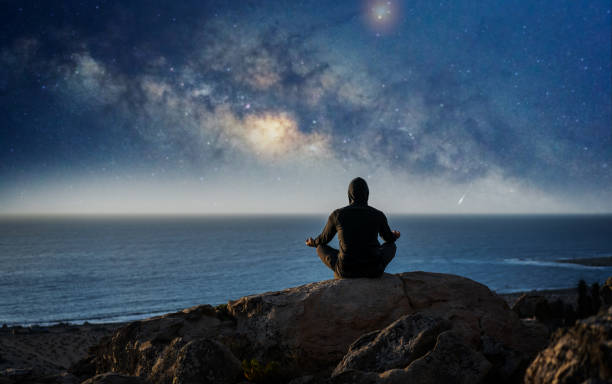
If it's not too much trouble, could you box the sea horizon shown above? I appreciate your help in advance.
[2,214,611,327]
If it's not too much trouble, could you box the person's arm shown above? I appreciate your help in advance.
[306,212,337,247]
[379,213,399,243]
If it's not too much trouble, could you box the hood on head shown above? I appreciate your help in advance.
[348,177,369,205]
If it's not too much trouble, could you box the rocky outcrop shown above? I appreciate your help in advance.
[89,305,239,384]
[161,338,241,384]
[84,272,549,384]
[228,273,413,372]
[330,314,492,383]
[228,271,546,377]
[332,329,492,384]
[524,306,612,384]
[332,314,451,375]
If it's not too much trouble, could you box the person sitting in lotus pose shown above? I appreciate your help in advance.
[306,177,400,278]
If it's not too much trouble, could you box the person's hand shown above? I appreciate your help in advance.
[305,237,316,247]
[392,230,401,240]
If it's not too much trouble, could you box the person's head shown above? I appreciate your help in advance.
[348,177,369,205]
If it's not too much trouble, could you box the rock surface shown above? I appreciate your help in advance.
[228,271,546,375]
[524,306,612,384]
[331,315,492,384]
[162,338,241,384]
[90,305,238,384]
[84,272,549,384]
[332,313,451,375]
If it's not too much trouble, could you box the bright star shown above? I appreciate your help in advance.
[372,3,391,21]
[362,0,400,34]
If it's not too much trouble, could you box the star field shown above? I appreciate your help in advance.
[0,0,610,213]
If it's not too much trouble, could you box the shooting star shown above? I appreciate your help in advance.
[457,193,466,205]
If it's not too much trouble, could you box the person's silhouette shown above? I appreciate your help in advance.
[306,177,400,278]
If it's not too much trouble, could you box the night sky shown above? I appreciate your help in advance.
[1,0,610,214]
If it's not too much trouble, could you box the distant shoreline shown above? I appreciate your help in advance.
[556,256,612,267]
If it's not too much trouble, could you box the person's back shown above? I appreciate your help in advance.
[306,177,400,278]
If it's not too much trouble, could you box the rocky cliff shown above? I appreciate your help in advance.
[76,272,549,384]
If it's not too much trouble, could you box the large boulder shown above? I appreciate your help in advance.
[331,314,492,384]
[154,338,242,384]
[524,306,612,384]
[228,273,412,371]
[228,271,547,378]
[332,313,452,375]
[84,272,549,383]
[332,330,492,384]
[88,305,238,384]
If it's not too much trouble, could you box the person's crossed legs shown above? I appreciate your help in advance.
[317,242,396,277]
[379,241,396,271]
[316,244,339,271]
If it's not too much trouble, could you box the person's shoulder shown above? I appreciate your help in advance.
[329,208,342,218]
[334,205,352,219]
[367,205,387,218]
[336,204,352,212]
[365,204,383,214]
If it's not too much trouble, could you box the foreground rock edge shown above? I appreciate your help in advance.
[524,306,612,384]
[64,271,551,384]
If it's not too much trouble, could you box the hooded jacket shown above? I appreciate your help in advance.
[313,177,396,276]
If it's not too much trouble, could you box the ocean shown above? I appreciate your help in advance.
[1,214,611,326]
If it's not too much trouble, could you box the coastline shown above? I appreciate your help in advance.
[556,256,612,267]
[0,286,580,379]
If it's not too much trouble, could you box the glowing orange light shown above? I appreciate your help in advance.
[242,112,331,159]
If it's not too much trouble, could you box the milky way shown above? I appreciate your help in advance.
[0,1,610,213]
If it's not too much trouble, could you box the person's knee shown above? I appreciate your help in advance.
[384,242,397,252]
[316,244,332,260]
[317,244,338,271]
[381,242,396,265]
[316,244,326,257]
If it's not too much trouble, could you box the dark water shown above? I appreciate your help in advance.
[1,215,611,326]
